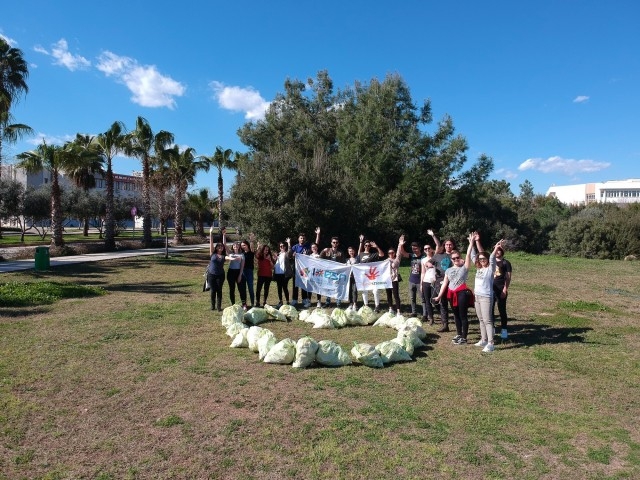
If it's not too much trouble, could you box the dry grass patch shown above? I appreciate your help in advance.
[0,251,639,479]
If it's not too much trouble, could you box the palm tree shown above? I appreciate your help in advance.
[124,116,174,248]
[160,145,207,243]
[96,121,126,251]
[0,110,33,239]
[1,37,31,179]
[186,188,215,236]
[66,134,104,236]
[202,146,235,227]
[16,142,72,246]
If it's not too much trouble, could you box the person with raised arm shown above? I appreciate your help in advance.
[429,229,453,332]
[255,242,276,308]
[398,234,425,317]
[222,228,247,310]
[434,233,473,345]
[239,232,257,307]
[289,227,321,308]
[273,237,293,308]
[471,233,503,352]
[207,225,227,311]
[357,234,385,313]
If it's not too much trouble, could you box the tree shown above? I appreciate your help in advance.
[233,71,482,246]
[159,145,206,243]
[202,146,235,228]
[96,121,126,250]
[0,37,31,178]
[0,176,25,238]
[125,116,174,247]
[16,142,73,246]
[185,188,215,236]
[22,185,51,241]
[66,134,104,235]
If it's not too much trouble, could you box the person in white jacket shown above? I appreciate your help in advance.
[470,233,504,352]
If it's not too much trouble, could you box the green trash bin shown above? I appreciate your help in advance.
[34,246,50,271]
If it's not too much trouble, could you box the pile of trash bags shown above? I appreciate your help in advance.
[219,304,427,369]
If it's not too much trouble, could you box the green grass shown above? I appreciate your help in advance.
[0,281,106,307]
[0,251,638,479]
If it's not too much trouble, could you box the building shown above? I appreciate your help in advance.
[546,179,640,206]
[1,164,141,199]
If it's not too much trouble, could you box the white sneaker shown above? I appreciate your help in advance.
[501,329,508,339]
[474,340,487,347]
[482,343,495,353]
[317,301,321,308]
[389,307,394,314]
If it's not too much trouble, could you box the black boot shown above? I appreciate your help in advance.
[437,316,449,332]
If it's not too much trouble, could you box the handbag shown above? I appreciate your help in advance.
[203,269,211,292]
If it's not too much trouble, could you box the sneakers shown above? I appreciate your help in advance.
[501,329,508,339]
[275,302,282,309]
[437,326,450,332]
[428,316,435,326]
[374,306,380,313]
[389,307,394,314]
[323,301,331,308]
[317,301,321,308]
[474,340,488,347]
[303,299,311,308]
[242,304,248,312]
[451,335,461,344]
[422,315,429,323]
[482,343,495,353]
[290,299,298,307]
[453,337,467,345]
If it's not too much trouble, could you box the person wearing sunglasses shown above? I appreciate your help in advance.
[320,233,346,307]
[434,233,473,345]
[398,234,426,317]
[470,233,504,352]
[420,243,438,325]
[273,238,293,308]
[385,248,402,314]
[357,234,385,313]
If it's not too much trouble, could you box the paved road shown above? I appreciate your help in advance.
[0,244,209,273]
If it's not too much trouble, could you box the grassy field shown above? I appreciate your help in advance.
[1,251,639,479]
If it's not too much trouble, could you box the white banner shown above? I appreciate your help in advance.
[294,255,351,301]
[352,260,392,291]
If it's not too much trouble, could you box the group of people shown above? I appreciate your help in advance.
[206,226,512,350]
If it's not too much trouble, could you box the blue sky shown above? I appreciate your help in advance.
[2,0,639,195]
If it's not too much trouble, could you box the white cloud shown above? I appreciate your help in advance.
[34,39,91,71]
[518,156,610,175]
[27,132,75,146]
[97,51,185,109]
[573,95,589,103]
[495,168,518,180]
[210,81,270,120]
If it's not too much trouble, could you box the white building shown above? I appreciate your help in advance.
[546,179,640,206]
[1,164,141,199]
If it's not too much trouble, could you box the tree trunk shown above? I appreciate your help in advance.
[104,161,115,250]
[142,155,152,248]
[173,184,185,244]
[50,171,65,247]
